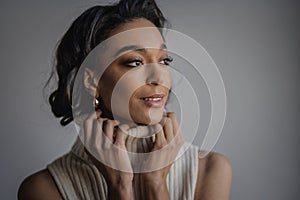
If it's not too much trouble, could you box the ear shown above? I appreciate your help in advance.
[83,67,99,97]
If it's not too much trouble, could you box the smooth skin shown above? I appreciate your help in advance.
[18,147,232,200]
[18,18,232,200]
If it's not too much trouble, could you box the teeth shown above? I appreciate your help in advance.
[144,97,162,101]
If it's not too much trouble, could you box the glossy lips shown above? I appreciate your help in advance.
[140,94,165,108]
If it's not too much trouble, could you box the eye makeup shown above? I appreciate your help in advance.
[121,55,173,68]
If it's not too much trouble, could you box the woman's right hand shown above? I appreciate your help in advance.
[83,110,133,200]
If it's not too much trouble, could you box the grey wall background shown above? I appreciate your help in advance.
[1,0,299,199]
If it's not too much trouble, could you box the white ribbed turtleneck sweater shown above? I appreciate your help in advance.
[47,125,200,200]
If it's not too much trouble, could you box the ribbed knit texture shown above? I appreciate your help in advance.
[47,125,200,200]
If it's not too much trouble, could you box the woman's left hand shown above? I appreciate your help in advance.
[140,112,184,200]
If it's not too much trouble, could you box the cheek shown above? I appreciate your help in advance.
[105,81,140,120]
[99,66,171,123]
[165,71,172,88]
[128,99,148,124]
[98,81,114,110]
[98,68,123,108]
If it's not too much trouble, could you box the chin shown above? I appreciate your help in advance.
[130,108,164,126]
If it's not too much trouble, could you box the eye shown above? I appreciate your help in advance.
[123,58,144,67]
[159,55,173,66]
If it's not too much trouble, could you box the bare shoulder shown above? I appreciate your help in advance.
[194,151,232,200]
[18,169,63,200]
[200,151,232,172]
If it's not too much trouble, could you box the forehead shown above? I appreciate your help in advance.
[109,18,163,41]
[107,18,165,52]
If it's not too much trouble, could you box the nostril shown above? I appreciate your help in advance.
[148,81,159,85]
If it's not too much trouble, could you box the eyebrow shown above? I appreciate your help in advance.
[114,43,167,57]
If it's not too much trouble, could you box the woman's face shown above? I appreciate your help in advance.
[97,18,172,125]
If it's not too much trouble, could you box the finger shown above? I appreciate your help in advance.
[163,110,168,117]
[159,115,168,127]
[95,118,110,149]
[83,112,97,146]
[166,112,184,146]
[102,120,115,148]
[162,117,173,142]
[91,117,104,149]
[173,126,184,146]
[167,112,180,136]
[115,124,130,147]
[154,123,166,149]
[96,110,108,122]
[103,120,119,140]
[96,109,102,119]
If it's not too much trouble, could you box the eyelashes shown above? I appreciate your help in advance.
[122,58,143,67]
[161,55,173,65]
[122,55,174,67]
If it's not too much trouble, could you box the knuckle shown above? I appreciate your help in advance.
[167,112,176,118]
[165,118,171,125]
[114,141,125,147]
[113,120,120,126]
[102,120,108,128]
[164,118,171,126]
[156,141,167,149]
[87,113,96,121]
[154,124,163,133]
[106,120,114,125]
[155,142,164,149]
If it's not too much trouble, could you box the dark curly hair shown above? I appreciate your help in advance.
[44,0,170,126]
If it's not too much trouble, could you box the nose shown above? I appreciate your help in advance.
[145,63,170,87]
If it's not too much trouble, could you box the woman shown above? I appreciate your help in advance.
[18,0,232,199]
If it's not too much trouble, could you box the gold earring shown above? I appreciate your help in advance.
[94,97,100,107]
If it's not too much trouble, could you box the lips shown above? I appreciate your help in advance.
[140,94,165,107]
